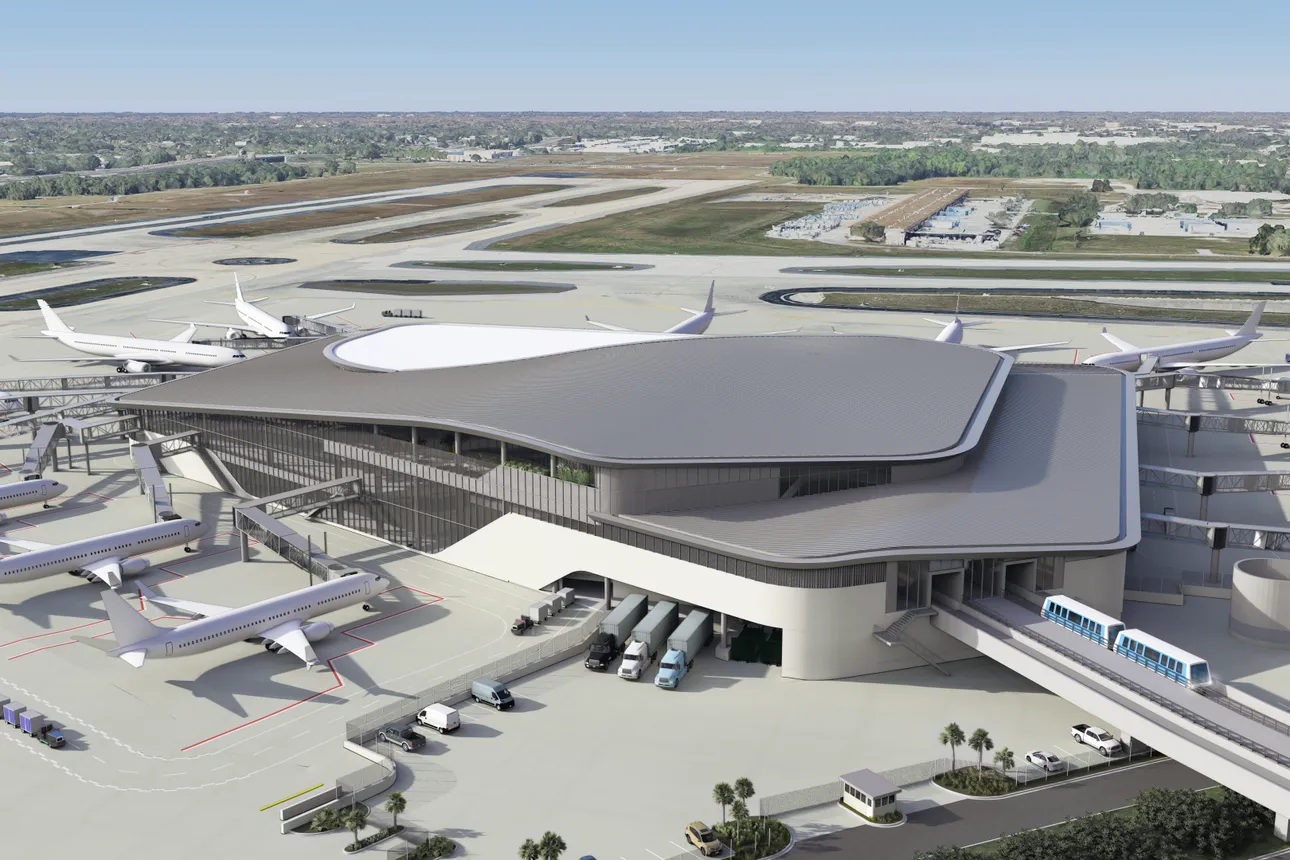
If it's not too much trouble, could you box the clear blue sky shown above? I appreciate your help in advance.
[5,0,1287,112]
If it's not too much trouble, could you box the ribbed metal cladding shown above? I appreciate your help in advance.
[120,333,1005,464]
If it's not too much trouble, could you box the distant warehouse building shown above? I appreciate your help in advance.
[118,326,1138,680]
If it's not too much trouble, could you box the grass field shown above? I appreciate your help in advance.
[345,213,517,244]
[299,279,573,296]
[542,186,666,207]
[796,266,1290,284]
[403,260,639,272]
[0,261,64,278]
[807,290,1290,326]
[492,193,871,256]
[166,185,568,239]
[0,276,195,311]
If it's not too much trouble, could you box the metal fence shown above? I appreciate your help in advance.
[1124,571,1233,593]
[345,607,604,745]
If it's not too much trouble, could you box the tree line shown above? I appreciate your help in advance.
[0,159,355,200]
[769,144,1290,192]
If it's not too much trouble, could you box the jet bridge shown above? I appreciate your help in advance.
[233,477,364,581]
[932,595,1290,838]
[128,437,198,522]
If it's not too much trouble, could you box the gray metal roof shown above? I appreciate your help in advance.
[606,366,1134,562]
[840,769,903,797]
[118,332,1009,466]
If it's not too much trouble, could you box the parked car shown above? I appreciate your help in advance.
[685,822,722,857]
[471,677,515,710]
[1025,750,1062,772]
[376,723,426,752]
[416,704,460,734]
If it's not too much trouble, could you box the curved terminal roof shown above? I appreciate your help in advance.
[119,327,1011,466]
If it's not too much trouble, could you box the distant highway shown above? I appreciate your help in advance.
[0,155,244,184]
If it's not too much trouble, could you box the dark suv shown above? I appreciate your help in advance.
[376,723,426,752]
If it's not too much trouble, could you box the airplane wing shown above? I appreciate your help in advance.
[0,536,55,552]
[306,305,355,320]
[584,315,633,332]
[136,582,232,619]
[924,317,987,328]
[149,318,258,333]
[1100,329,1139,352]
[83,558,123,589]
[261,620,318,667]
[988,340,1071,354]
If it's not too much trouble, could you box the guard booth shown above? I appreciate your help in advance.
[840,769,902,820]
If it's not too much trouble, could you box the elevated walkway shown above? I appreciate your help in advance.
[233,478,365,581]
[932,595,1290,833]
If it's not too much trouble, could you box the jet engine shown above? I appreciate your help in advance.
[226,328,244,340]
[265,641,284,653]
[118,360,154,374]
[120,558,150,576]
[302,621,334,642]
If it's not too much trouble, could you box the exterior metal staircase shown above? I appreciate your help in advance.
[874,607,949,675]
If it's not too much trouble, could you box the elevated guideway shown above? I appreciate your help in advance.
[932,595,1290,835]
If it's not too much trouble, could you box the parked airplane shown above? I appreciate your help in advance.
[152,274,353,339]
[101,571,383,668]
[0,517,205,588]
[585,282,744,335]
[17,301,248,373]
[0,478,66,523]
[922,298,1068,354]
[1085,302,1284,374]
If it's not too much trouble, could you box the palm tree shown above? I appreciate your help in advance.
[518,838,541,860]
[993,747,1015,777]
[309,808,339,833]
[538,831,567,860]
[384,791,406,829]
[939,722,965,772]
[713,782,735,823]
[734,777,755,807]
[968,729,994,772]
[339,804,368,849]
[730,800,750,845]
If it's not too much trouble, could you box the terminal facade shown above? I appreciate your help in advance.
[120,324,1139,680]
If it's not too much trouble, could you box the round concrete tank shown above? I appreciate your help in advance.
[1230,558,1290,648]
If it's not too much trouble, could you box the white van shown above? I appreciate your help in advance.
[416,703,461,734]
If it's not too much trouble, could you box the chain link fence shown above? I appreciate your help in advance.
[346,607,603,745]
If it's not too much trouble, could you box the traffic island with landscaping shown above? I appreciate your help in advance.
[714,818,791,859]
[343,824,404,853]
[916,786,1286,860]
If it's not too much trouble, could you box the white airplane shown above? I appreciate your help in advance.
[100,571,383,668]
[17,301,248,374]
[585,282,744,335]
[1085,302,1285,374]
[922,298,1069,354]
[0,517,205,589]
[152,274,353,340]
[0,479,66,523]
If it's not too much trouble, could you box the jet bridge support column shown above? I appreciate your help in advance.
[1207,526,1228,584]
[1199,475,1215,520]
[1187,414,1201,457]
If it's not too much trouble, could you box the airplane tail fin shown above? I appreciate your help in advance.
[101,588,160,651]
[234,273,244,304]
[170,324,198,344]
[681,282,717,316]
[36,300,73,334]
[1239,302,1266,337]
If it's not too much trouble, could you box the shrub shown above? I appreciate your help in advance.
[853,220,886,242]
[933,766,1015,797]
[308,808,341,833]
[413,835,457,858]
[343,824,403,853]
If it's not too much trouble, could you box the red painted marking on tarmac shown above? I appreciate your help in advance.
[1072,348,1079,364]
[179,585,444,752]
[8,630,112,660]
[0,619,107,649]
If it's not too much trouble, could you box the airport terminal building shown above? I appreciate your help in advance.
[118,325,1139,680]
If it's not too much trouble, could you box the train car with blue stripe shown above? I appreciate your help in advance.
[1114,629,1211,688]
[1041,595,1125,649]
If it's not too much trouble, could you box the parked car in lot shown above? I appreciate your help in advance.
[685,822,722,857]
[1025,750,1062,772]
[471,677,515,710]
[1071,723,1123,757]
[376,723,426,752]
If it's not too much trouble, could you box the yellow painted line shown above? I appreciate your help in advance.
[260,783,325,812]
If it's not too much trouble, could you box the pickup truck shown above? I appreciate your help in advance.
[1071,724,1123,756]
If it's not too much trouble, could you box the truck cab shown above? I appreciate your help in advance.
[618,640,651,680]
[655,648,688,689]
[585,632,617,671]
[36,725,65,749]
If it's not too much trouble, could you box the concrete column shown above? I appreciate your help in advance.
[602,577,613,608]
[1277,812,1289,842]
[1164,387,1172,410]
[1138,390,1145,407]
[499,442,508,465]
[239,529,250,563]
[549,455,557,478]
[1186,430,1196,457]
[453,432,461,455]
[716,612,731,662]
[84,440,92,475]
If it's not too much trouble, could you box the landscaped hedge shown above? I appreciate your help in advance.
[344,825,403,853]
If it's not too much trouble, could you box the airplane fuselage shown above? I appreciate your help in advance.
[0,518,203,583]
[46,331,245,368]
[1085,334,1257,371]
[664,311,714,335]
[131,572,377,660]
[237,301,293,338]
[0,479,65,519]
[935,319,964,344]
